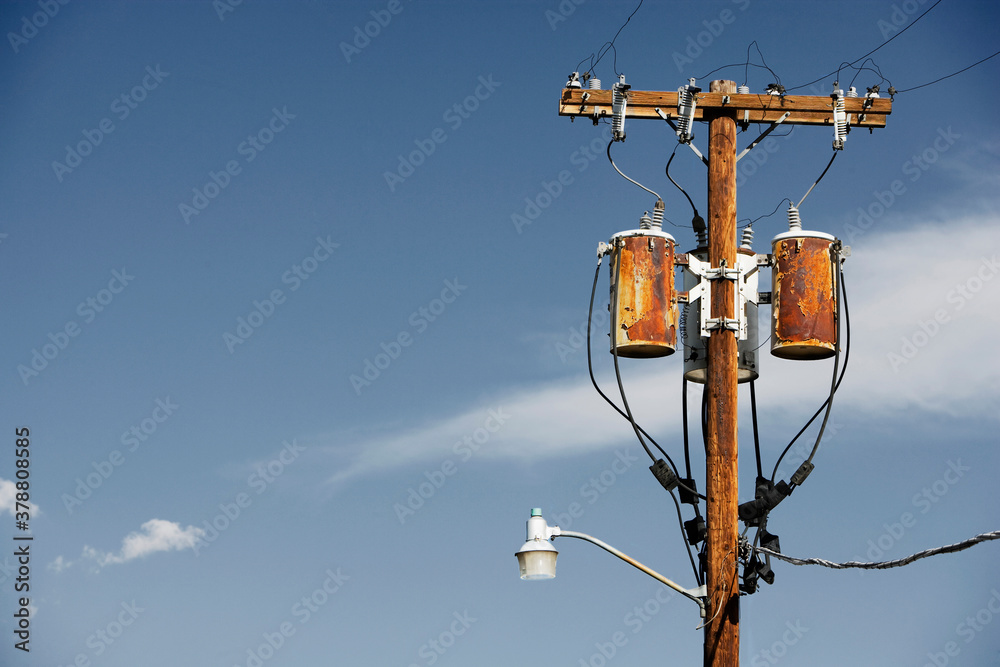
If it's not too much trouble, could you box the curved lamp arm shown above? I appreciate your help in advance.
[556,528,707,617]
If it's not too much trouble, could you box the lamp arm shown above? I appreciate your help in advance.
[556,529,707,616]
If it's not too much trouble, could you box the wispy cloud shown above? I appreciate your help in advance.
[48,555,73,574]
[82,519,205,567]
[0,478,40,518]
[322,213,1000,486]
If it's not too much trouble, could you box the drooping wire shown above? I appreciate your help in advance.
[608,140,661,199]
[770,251,851,483]
[668,481,701,584]
[896,49,1000,93]
[578,0,644,80]
[589,255,703,583]
[797,247,844,475]
[681,377,693,481]
[585,257,706,502]
[750,380,763,479]
[738,198,791,230]
[796,151,838,210]
[756,531,1000,570]
[787,0,943,92]
[744,40,781,88]
[666,145,699,219]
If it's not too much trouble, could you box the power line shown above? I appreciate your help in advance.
[755,531,1000,570]
[787,0,943,92]
[897,48,1000,93]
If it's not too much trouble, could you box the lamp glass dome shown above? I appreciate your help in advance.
[516,541,558,580]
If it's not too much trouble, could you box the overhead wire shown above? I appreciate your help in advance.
[787,0,943,92]
[756,531,1000,570]
[578,0,645,80]
[896,48,1000,93]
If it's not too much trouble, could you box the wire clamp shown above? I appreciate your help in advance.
[705,317,740,332]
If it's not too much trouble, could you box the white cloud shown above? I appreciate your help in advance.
[83,519,205,567]
[48,555,73,573]
[0,478,40,518]
[324,213,1000,485]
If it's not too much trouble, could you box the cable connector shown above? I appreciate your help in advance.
[790,460,815,487]
[738,476,790,527]
[678,477,699,505]
[684,516,706,546]
[649,459,679,492]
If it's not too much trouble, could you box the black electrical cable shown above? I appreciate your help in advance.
[682,377,693,480]
[586,258,707,500]
[738,198,791,230]
[770,251,851,483]
[896,49,1000,93]
[579,0,644,80]
[798,247,845,473]
[587,258,703,583]
[796,151,838,210]
[669,486,701,584]
[787,0,943,92]
[666,145,699,219]
[750,380,763,479]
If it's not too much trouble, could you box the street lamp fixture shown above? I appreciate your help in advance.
[515,508,707,617]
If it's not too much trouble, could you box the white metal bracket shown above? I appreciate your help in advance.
[736,112,791,163]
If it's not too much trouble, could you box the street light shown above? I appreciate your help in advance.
[515,508,708,617]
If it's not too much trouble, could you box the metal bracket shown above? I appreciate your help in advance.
[736,112,791,163]
[655,108,709,166]
[705,317,740,332]
[705,259,740,281]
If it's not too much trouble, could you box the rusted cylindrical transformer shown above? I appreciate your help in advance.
[770,230,838,360]
[682,247,760,383]
[609,229,677,358]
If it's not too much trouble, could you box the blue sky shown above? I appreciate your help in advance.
[1,0,999,665]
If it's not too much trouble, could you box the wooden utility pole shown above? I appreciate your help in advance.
[558,80,890,667]
[704,78,740,666]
